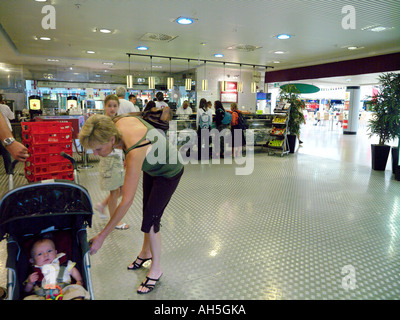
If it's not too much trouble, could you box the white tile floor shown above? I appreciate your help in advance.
[1,122,400,300]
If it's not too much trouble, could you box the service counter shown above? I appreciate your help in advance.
[170,113,273,148]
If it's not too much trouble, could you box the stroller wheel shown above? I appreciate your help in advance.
[0,286,7,300]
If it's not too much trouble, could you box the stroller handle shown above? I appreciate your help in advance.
[8,160,19,175]
[60,152,77,170]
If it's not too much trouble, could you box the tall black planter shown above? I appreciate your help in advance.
[287,134,297,153]
[371,144,391,171]
[391,147,398,174]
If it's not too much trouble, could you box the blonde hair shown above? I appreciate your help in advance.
[231,102,238,111]
[79,114,122,149]
[104,94,120,108]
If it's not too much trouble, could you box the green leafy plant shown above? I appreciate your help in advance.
[367,72,400,145]
[279,84,305,135]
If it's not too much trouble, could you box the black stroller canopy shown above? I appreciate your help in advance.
[0,180,93,240]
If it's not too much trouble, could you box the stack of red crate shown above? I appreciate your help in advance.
[22,121,74,182]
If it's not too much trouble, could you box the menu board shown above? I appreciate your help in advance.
[220,81,238,103]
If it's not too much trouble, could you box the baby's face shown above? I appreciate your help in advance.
[32,241,57,266]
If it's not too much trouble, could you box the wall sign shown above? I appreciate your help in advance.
[220,81,238,103]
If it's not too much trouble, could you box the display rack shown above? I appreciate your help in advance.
[266,102,290,156]
[22,121,74,182]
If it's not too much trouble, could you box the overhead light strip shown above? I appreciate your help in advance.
[126,53,274,70]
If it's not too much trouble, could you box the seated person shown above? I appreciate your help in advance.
[24,237,89,300]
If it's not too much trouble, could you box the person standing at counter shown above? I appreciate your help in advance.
[79,113,184,294]
[229,103,250,158]
[128,94,140,112]
[214,100,230,158]
[94,94,129,230]
[116,86,137,114]
[196,98,212,160]
[155,92,168,109]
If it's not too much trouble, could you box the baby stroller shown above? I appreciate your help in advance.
[0,153,94,300]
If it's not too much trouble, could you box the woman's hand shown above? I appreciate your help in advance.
[89,233,105,255]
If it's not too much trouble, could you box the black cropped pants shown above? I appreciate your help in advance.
[141,167,184,233]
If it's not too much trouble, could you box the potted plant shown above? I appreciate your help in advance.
[279,84,305,153]
[367,73,400,171]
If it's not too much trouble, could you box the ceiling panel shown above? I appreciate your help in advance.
[0,0,399,84]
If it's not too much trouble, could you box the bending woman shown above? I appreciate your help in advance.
[79,111,184,294]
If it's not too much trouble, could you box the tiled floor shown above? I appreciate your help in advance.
[1,122,400,300]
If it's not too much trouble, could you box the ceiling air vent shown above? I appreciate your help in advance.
[227,44,262,52]
[140,33,178,42]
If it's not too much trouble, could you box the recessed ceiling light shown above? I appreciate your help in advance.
[274,51,286,54]
[273,61,281,64]
[136,46,148,51]
[39,37,51,41]
[103,62,115,66]
[46,58,59,62]
[347,46,364,50]
[86,50,95,54]
[370,26,387,32]
[34,0,47,2]
[276,34,291,40]
[176,17,194,25]
[99,28,112,33]
[152,65,162,68]
[214,54,224,58]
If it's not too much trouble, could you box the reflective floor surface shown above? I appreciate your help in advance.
[1,123,400,300]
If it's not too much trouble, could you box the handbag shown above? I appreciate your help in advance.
[142,106,171,131]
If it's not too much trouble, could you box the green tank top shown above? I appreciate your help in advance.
[117,116,183,178]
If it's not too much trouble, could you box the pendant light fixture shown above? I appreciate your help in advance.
[167,57,174,90]
[126,55,133,88]
[237,63,243,93]
[251,65,257,93]
[185,59,192,91]
[221,62,227,92]
[148,56,155,89]
[202,60,208,91]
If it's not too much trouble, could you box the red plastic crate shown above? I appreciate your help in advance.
[26,151,73,166]
[22,132,72,145]
[21,121,72,135]
[25,162,73,176]
[25,170,74,182]
[25,142,73,155]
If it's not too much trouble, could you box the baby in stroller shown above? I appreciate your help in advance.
[24,236,89,300]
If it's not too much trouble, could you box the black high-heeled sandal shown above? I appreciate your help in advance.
[127,256,152,270]
[137,274,162,294]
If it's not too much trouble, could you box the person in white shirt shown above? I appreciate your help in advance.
[155,92,168,109]
[0,101,16,173]
[176,100,193,118]
[196,98,213,160]
[128,94,140,112]
[115,86,137,115]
